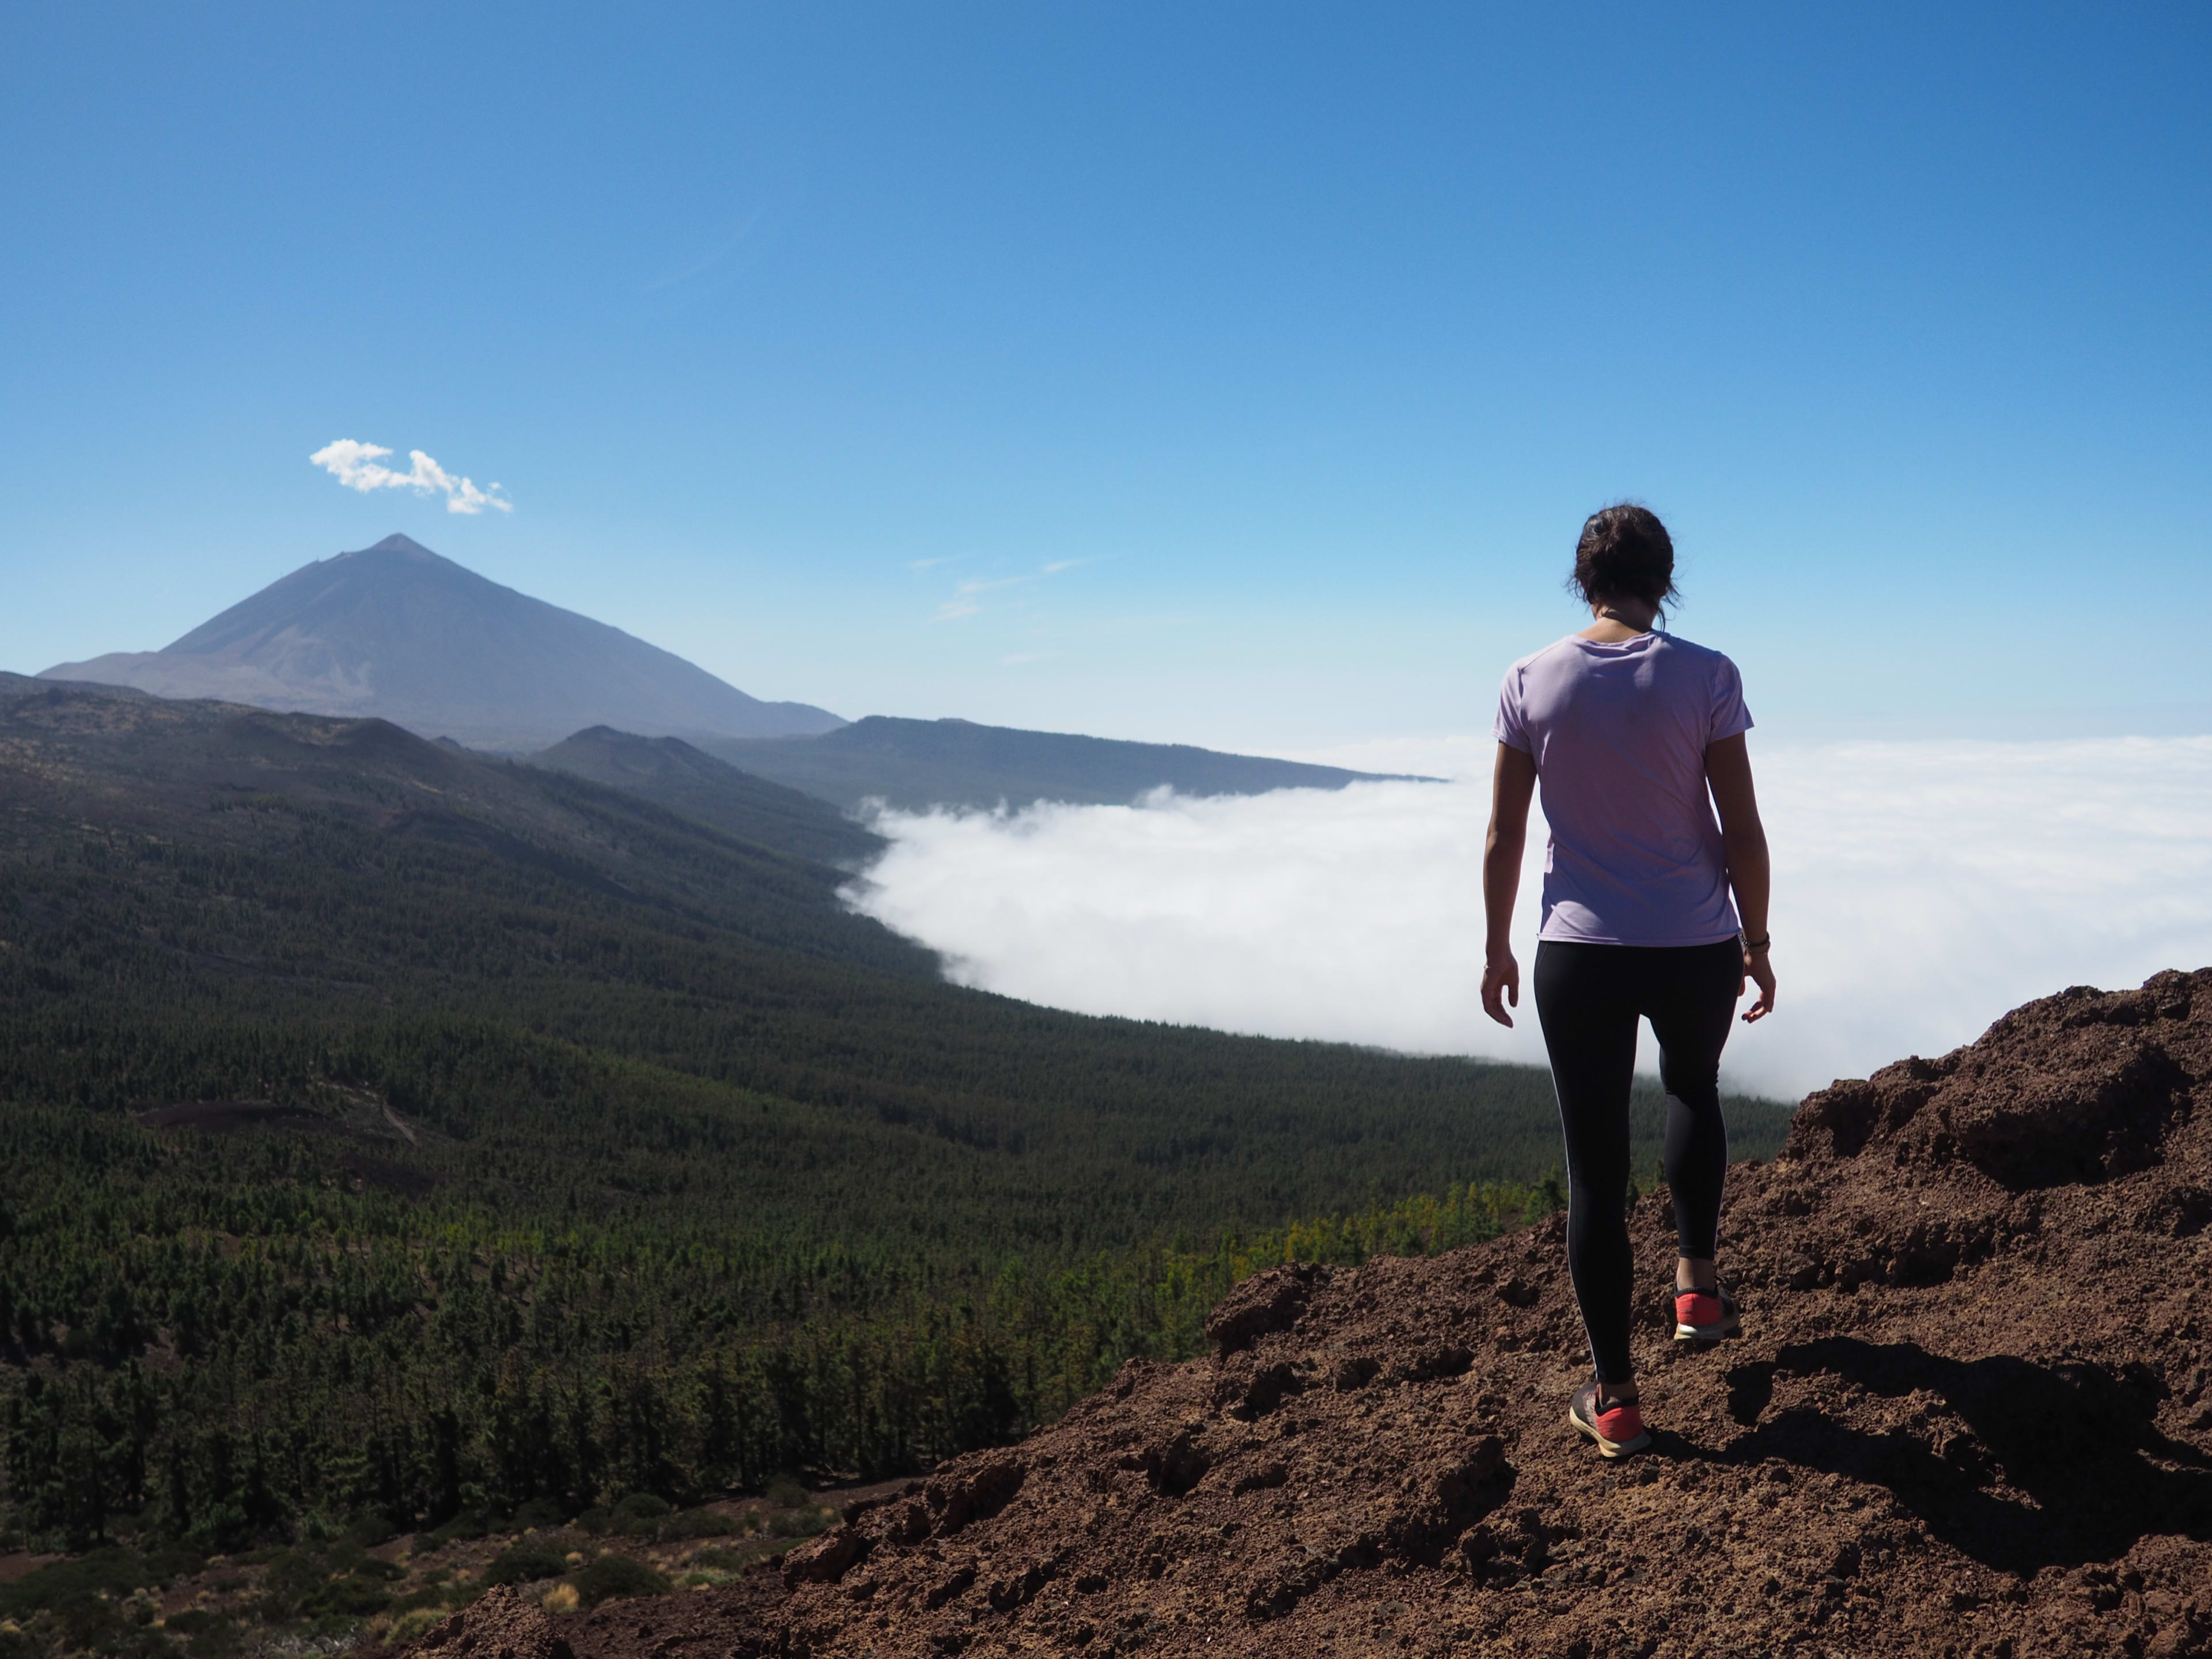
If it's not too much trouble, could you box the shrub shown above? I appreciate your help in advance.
[658,1510,738,1541]
[762,1478,809,1511]
[386,1607,450,1647]
[611,1494,671,1522]
[414,1511,491,1552]
[567,1555,671,1608]
[344,1510,401,1548]
[481,1546,570,1588]
[0,1548,206,1620]
[688,1542,776,1574]
[766,1508,832,1540]
[164,1609,241,1659]
[253,1545,400,1621]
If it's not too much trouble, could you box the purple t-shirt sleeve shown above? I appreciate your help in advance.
[1709,654,1753,744]
[1494,664,1532,752]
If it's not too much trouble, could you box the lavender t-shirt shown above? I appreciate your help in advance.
[1494,630,1752,946]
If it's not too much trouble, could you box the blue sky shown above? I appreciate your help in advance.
[3,2,2206,749]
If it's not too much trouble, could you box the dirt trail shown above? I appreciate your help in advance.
[410,969,2212,1658]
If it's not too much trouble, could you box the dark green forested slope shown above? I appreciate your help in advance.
[0,683,1793,1551]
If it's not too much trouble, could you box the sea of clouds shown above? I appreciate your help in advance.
[842,736,2212,1101]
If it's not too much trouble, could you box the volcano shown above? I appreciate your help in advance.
[40,533,843,750]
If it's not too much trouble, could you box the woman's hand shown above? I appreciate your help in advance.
[1740,944,1776,1023]
[1482,948,1521,1027]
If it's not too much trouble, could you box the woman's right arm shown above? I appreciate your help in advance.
[1481,742,1537,1027]
[1705,733,1776,1022]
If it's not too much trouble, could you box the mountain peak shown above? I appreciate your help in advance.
[37,541,845,749]
[349,533,441,561]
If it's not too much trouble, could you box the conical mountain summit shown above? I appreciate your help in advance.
[41,533,843,750]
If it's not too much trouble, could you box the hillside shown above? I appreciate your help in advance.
[699,715,1426,813]
[528,726,882,867]
[39,534,843,748]
[406,969,2212,1658]
[0,676,1793,1559]
[0,678,1718,1198]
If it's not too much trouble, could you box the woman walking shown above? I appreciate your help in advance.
[1480,504,1775,1459]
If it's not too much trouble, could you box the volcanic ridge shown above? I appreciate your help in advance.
[407,969,2212,1658]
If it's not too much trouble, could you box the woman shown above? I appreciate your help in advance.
[1480,503,1775,1459]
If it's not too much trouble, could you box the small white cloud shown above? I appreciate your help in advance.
[309,440,513,515]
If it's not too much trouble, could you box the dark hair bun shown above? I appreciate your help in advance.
[1571,503,1679,611]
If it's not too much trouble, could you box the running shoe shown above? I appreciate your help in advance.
[1567,1379,1651,1459]
[1670,1283,1741,1343]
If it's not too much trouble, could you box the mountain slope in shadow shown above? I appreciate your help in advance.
[528,725,882,866]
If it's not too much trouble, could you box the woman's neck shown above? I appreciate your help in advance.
[1578,596,1659,641]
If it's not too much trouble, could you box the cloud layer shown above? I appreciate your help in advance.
[843,737,2212,1101]
[310,440,512,514]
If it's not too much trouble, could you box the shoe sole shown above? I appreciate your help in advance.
[1567,1404,1652,1459]
[1672,1318,1741,1342]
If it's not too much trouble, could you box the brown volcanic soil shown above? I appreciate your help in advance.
[416,970,2212,1659]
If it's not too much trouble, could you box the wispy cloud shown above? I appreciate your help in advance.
[309,440,513,515]
[643,209,765,293]
[930,559,1085,622]
[842,737,2212,1101]
[935,577,1025,621]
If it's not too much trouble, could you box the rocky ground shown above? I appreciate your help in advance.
[406,969,2212,1659]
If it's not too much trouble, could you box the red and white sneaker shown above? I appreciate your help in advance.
[1671,1283,1742,1343]
[1567,1380,1652,1459]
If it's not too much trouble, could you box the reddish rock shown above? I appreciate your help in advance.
[409,1586,574,1659]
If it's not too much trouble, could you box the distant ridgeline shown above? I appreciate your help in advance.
[0,674,1791,1550]
[694,715,1431,813]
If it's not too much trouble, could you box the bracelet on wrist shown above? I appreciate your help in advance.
[1741,934,1771,953]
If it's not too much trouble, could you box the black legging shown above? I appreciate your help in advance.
[1532,937,1742,1385]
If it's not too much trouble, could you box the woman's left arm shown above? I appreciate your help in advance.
[1706,733,1777,1022]
[1481,743,1538,1027]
